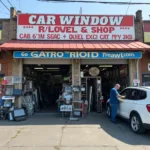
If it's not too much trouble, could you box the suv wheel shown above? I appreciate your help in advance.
[107,105,111,118]
[130,113,145,134]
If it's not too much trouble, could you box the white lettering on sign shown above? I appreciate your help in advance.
[46,16,56,24]
[109,16,124,25]
[60,16,74,25]
[70,52,76,58]
[80,16,90,25]
[102,52,135,58]
[28,15,124,26]
[69,52,98,58]
[92,52,98,58]
[57,52,64,58]
[31,51,65,58]
[39,51,46,57]
[100,16,108,25]
[74,16,80,25]
[91,17,99,25]
[60,105,72,112]
[21,52,28,57]
[14,51,142,59]
[29,15,56,25]
[31,52,39,57]
[37,16,45,24]
[29,15,36,24]
[17,14,135,41]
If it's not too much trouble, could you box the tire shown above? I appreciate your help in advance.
[106,105,111,118]
[130,113,145,134]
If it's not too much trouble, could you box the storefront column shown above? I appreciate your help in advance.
[129,59,139,86]
[72,59,81,100]
[12,58,23,108]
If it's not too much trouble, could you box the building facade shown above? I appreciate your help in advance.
[0,8,150,109]
[140,20,150,86]
[0,8,17,77]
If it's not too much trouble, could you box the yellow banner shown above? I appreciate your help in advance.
[144,32,150,43]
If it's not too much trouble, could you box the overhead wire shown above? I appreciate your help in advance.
[37,0,150,5]
[7,0,13,7]
[0,0,10,11]
[126,0,132,14]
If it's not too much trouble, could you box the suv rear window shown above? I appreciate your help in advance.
[128,89,147,100]
[128,89,139,100]
[139,91,147,100]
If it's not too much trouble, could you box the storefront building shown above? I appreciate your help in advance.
[0,8,150,111]
[140,21,150,86]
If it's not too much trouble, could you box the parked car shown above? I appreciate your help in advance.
[106,86,150,134]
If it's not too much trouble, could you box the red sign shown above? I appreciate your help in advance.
[17,14,135,40]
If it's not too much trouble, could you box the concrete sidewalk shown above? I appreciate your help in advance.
[0,113,150,150]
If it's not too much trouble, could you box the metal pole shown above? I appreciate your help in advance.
[80,7,82,14]
[136,59,140,86]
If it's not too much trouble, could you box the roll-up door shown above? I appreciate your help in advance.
[81,59,127,65]
[23,59,72,65]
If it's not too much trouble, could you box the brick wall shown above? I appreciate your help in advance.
[0,19,10,44]
[139,52,150,85]
[0,7,17,76]
[0,8,17,44]
[135,10,143,42]
[135,11,150,85]
[9,7,17,40]
[134,10,150,86]
[8,18,17,40]
[0,52,13,76]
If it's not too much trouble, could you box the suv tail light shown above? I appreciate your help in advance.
[146,104,150,112]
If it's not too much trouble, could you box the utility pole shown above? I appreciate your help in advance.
[79,6,82,14]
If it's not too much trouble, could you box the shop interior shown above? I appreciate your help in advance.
[80,64,129,111]
[23,65,72,113]
[22,64,129,114]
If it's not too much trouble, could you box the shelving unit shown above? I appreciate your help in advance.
[81,77,87,100]
[96,77,102,113]
[81,76,103,113]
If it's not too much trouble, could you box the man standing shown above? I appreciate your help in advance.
[110,84,124,123]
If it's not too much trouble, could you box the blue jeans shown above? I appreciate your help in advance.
[0,98,4,106]
[111,104,118,122]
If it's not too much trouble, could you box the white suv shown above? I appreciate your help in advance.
[106,86,150,134]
